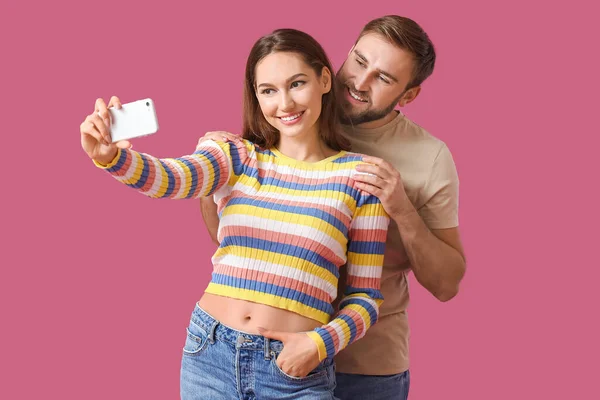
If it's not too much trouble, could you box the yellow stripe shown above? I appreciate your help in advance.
[196,153,217,196]
[205,283,330,324]
[343,303,375,327]
[331,316,352,350]
[93,148,122,169]
[305,331,328,361]
[357,203,389,217]
[134,151,150,186]
[171,158,192,198]
[155,158,169,198]
[347,253,385,267]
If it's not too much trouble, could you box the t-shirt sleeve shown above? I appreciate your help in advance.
[418,143,460,229]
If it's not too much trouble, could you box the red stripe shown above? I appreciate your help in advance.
[349,228,388,243]
[346,276,381,290]
[138,154,157,193]
[185,155,208,198]
[341,307,368,336]
[323,324,341,352]
[113,150,133,177]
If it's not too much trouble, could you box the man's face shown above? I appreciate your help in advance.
[336,33,417,127]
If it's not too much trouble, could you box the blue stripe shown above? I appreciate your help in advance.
[256,147,275,157]
[212,273,334,315]
[179,157,200,198]
[356,193,381,207]
[157,159,176,197]
[343,286,384,301]
[348,241,386,255]
[226,197,349,237]
[242,164,260,181]
[337,313,359,345]
[240,164,358,195]
[229,143,245,176]
[333,155,362,163]
[220,236,340,278]
[193,149,222,196]
[106,149,128,173]
[340,297,379,325]
[136,155,151,188]
[258,176,359,198]
[314,327,336,359]
[362,195,381,205]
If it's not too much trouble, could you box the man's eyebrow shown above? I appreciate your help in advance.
[353,50,399,83]
[257,73,308,88]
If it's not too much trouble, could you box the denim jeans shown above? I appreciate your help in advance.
[180,304,337,399]
[334,370,410,400]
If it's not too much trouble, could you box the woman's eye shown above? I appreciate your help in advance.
[291,81,305,88]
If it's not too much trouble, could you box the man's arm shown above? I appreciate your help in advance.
[394,209,465,302]
[354,155,466,302]
[200,197,220,246]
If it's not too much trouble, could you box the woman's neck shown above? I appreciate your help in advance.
[276,134,338,163]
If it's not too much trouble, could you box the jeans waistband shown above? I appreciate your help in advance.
[191,303,284,354]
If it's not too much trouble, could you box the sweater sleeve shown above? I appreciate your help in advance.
[93,139,250,199]
[306,192,389,361]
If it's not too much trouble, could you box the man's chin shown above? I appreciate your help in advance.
[340,110,373,126]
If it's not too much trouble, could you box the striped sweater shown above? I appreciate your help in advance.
[95,139,389,361]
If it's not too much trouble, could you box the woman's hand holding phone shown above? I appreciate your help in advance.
[80,96,131,165]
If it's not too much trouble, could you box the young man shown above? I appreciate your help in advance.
[199,16,466,400]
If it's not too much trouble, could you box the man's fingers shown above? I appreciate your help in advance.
[355,181,381,197]
[354,172,383,189]
[205,131,240,142]
[360,155,384,166]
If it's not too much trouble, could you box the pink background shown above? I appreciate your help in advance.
[1,0,597,398]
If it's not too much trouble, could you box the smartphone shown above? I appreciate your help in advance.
[109,98,159,143]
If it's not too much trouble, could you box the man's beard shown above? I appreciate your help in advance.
[338,81,405,126]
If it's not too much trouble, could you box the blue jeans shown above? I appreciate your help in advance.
[334,370,410,400]
[180,304,337,399]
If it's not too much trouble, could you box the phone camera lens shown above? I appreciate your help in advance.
[146,102,150,106]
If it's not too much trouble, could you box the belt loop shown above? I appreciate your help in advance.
[208,320,218,344]
[264,337,271,360]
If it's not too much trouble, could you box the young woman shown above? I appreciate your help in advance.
[80,29,389,399]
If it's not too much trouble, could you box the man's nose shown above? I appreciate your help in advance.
[354,73,370,92]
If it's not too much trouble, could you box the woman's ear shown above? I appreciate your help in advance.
[320,66,332,94]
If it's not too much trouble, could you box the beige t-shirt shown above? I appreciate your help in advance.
[334,111,460,375]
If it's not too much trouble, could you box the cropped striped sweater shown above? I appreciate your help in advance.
[95,139,389,361]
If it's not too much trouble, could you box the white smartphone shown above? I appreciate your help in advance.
[109,98,159,143]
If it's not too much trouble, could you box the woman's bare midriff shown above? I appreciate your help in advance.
[198,293,322,334]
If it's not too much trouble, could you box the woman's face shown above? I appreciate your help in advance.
[254,51,331,142]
